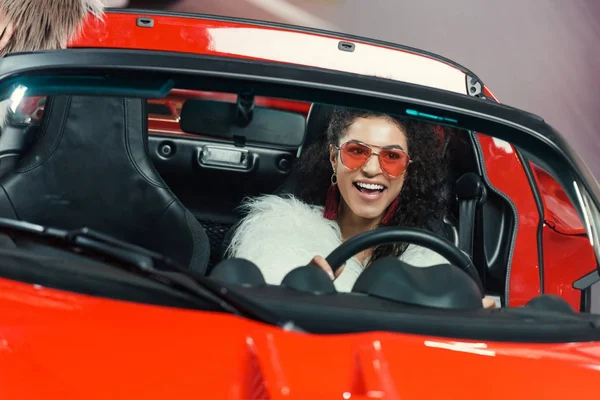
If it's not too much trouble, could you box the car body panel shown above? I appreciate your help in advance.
[530,161,597,304]
[0,277,599,399]
[530,162,587,235]
[72,13,468,94]
[542,226,596,307]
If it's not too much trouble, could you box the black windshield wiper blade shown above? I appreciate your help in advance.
[0,218,305,332]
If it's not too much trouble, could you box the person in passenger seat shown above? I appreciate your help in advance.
[0,0,105,126]
[228,107,496,308]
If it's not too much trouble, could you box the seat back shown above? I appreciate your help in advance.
[0,95,210,273]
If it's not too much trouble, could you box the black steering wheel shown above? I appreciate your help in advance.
[326,227,484,293]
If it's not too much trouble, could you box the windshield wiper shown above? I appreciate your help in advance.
[0,218,304,332]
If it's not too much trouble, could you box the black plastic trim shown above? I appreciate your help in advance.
[574,270,600,313]
[0,247,209,310]
[575,270,599,313]
[149,134,296,177]
[515,148,546,294]
[466,74,488,101]
[470,132,519,306]
[338,41,355,53]
[232,284,600,342]
[573,269,600,290]
[136,16,154,28]
[581,287,591,313]
[109,8,484,81]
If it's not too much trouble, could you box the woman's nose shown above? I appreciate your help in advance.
[362,153,383,176]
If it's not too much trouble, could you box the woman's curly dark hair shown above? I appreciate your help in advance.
[293,107,449,265]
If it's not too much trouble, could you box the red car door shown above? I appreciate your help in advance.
[477,131,597,311]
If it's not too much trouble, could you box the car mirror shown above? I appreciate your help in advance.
[180,95,305,148]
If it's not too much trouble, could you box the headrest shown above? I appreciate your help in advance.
[9,95,166,227]
[301,103,334,155]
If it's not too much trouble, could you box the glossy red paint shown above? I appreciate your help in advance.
[476,134,541,306]
[0,276,599,399]
[70,12,468,94]
[541,226,594,309]
[529,161,596,309]
[530,162,586,235]
[483,85,499,102]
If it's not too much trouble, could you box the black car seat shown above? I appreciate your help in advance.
[0,95,210,274]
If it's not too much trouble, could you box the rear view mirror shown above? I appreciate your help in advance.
[180,95,305,148]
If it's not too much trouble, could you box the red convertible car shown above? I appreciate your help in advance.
[0,8,599,399]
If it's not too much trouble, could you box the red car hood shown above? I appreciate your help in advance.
[0,278,599,399]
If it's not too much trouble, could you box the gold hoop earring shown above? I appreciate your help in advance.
[331,173,338,185]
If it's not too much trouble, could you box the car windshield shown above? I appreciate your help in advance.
[0,56,599,342]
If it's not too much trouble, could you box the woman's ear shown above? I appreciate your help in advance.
[329,144,337,169]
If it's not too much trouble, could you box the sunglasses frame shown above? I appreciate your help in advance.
[331,139,412,178]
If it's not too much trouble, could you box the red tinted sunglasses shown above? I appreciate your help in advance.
[332,140,411,178]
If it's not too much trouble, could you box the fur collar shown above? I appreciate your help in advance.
[0,0,105,129]
[226,194,450,291]
[0,0,104,57]
[227,195,343,285]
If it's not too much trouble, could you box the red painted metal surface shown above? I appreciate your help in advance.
[530,162,586,235]
[476,134,541,306]
[70,12,468,94]
[0,277,599,399]
[483,86,499,102]
[529,161,595,309]
[541,226,594,308]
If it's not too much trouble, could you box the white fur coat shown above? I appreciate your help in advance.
[226,195,450,292]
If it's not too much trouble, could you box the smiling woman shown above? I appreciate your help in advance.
[226,106,497,309]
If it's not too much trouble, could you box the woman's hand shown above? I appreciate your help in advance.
[482,296,497,309]
[311,255,342,280]
[310,255,498,309]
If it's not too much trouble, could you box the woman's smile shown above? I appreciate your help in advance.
[353,180,388,202]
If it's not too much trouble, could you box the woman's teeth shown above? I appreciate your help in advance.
[354,182,385,192]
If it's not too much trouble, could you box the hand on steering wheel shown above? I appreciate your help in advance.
[311,255,497,309]
[309,226,498,309]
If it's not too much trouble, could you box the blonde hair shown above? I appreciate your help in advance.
[0,0,104,56]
